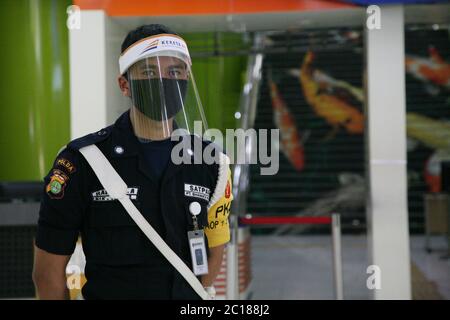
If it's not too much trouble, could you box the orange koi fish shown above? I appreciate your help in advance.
[299,51,364,135]
[268,73,305,171]
[405,46,450,95]
[424,150,450,193]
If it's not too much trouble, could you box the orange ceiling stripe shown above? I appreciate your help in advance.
[73,0,355,16]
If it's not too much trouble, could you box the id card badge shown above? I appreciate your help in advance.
[187,230,209,276]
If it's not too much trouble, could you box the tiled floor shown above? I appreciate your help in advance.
[410,235,450,299]
[249,235,450,300]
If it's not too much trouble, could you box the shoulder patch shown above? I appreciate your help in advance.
[56,158,76,174]
[46,169,69,199]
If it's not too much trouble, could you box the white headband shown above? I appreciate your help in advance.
[119,34,191,75]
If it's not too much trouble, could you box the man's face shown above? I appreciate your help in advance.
[118,56,188,97]
[129,56,188,80]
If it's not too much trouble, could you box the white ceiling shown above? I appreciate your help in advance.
[111,4,450,33]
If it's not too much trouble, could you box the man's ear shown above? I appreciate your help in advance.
[118,74,130,97]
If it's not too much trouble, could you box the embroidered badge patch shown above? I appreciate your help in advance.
[56,158,76,174]
[46,169,69,199]
[184,184,210,201]
[92,187,139,201]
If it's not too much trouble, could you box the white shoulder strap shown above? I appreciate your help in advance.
[79,144,211,300]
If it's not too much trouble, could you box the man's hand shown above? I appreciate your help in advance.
[204,285,216,299]
[32,245,71,300]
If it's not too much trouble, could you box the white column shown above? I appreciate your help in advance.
[69,10,107,139]
[365,5,412,300]
[105,18,130,124]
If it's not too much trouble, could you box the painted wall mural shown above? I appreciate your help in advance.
[248,27,450,233]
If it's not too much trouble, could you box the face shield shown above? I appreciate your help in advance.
[119,34,208,140]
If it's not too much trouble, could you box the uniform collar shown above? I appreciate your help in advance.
[110,110,140,158]
[110,110,186,184]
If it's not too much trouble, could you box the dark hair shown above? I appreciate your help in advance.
[121,24,178,79]
[121,24,178,54]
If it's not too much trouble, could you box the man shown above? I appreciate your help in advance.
[32,24,232,300]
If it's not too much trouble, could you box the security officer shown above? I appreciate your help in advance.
[32,24,233,300]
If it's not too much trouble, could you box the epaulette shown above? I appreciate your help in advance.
[67,125,113,151]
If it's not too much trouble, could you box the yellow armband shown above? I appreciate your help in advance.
[204,169,233,248]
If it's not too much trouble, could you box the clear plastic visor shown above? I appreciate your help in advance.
[127,55,207,141]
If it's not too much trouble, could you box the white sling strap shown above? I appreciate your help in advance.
[79,144,211,300]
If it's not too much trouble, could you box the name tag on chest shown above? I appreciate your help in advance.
[184,184,210,201]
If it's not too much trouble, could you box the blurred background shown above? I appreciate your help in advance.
[0,0,449,300]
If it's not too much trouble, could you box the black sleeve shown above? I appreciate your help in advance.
[35,147,88,255]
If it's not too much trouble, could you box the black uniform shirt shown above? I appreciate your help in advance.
[139,138,173,182]
[35,111,232,300]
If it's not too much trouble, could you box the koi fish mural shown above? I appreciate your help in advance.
[268,73,305,171]
[406,112,450,193]
[405,46,450,95]
[274,173,365,235]
[289,68,365,103]
[299,51,364,135]
[424,150,450,193]
[406,113,450,150]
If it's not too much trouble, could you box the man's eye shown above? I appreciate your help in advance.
[169,69,182,77]
[143,70,155,77]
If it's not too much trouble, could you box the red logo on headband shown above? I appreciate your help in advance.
[141,39,159,54]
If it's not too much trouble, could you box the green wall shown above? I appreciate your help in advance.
[0,7,245,181]
[182,32,247,134]
[0,0,71,181]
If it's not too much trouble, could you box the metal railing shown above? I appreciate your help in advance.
[240,213,344,300]
[227,32,265,300]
